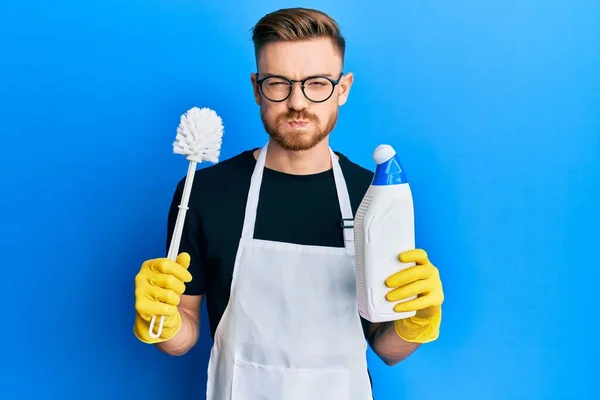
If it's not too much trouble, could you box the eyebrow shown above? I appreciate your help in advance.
[260,72,336,78]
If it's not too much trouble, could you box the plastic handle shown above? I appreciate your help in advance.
[148,315,165,339]
[148,161,197,339]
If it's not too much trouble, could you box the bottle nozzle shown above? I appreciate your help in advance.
[373,144,396,165]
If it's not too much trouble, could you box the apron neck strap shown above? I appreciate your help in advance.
[241,142,355,253]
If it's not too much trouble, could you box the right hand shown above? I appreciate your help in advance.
[133,253,192,344]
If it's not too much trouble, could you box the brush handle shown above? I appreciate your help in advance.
[148,160,197,339]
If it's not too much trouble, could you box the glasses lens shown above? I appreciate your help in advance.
[303,77,334,102]
[261,77,291,101]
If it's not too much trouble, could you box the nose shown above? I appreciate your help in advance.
[286,82,309,111]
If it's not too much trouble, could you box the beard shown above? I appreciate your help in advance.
[260,107,338,151]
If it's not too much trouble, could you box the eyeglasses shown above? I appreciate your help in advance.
[256,72,344,103]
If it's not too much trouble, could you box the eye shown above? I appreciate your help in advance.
[264,77,289,87]
[305,77,330,87]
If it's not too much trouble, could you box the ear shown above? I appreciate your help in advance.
[250,73,262,105]
[336,72,354,106]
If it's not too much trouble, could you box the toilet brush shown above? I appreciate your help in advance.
[148,106,224,339]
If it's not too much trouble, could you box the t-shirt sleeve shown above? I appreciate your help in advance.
[360,316,372,341]
[166,180,207,295]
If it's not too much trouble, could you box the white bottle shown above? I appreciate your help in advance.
[354,144,417,323]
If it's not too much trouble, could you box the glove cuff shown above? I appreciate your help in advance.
[394,308,442,344]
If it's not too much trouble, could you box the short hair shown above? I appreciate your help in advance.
[251,7,346,65]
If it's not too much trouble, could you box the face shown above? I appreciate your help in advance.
[251,38,354,151]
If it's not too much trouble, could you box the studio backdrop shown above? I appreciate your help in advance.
[1,1,598,399]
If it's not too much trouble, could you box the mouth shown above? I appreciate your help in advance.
[288,120,310,128]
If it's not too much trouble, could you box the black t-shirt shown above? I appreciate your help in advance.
[166,148,374,339]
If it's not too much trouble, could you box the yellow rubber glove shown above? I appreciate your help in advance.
[385,249,444,343]
[133,253,192,344]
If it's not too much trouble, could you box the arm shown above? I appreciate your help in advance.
[366,321,421,366]
[155,294,203,356]
[366,249,444,366]
[133,178,208,351]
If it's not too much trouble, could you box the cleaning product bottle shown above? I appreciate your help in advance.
[354,144,417,323]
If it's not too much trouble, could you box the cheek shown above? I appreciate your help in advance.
[314,104,336,121]
[262,103,285,118]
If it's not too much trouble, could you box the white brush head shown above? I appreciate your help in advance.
[173,107,224,163]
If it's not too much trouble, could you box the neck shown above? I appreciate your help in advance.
[255,139,336,175]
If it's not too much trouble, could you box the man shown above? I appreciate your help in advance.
[133,7,444,399]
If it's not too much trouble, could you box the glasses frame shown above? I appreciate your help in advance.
[255,72,344,103]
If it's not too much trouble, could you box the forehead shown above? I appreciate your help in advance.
[257,38,342,78]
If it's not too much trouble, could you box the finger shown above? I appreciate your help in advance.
[386,278,433,302]
[176,252,191,269]
[134,292,155,321]
[385,263,436,288]
[149,258,192,283]
[135,281,179,305]
[393,294,436,313]
[135,297,178,317]
[148,272,185,296]
[146,284,181,306]
[398,249,429,265]
[135,270,185,296]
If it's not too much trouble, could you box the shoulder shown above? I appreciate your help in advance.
[337,152,374,188]
[335,151,374,210]
[172,148,257,202]
[196,148,256,181]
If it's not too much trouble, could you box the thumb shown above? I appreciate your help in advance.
[176,252,191,269]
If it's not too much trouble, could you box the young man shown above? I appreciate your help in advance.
[133,7,444,399]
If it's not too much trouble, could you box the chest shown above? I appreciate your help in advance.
[204,174,349,252]
[199,173,352,295]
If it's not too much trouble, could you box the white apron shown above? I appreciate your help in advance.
[205,142,373,400]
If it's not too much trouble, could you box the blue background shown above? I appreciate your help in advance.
[1,1,598,399]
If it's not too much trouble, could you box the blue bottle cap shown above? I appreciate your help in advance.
[372,144,409,185]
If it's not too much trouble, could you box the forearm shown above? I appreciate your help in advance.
[155,308,200,356]
[369,321,420,366]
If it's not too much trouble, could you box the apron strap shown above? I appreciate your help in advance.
[240,144,268,240]
[241,142,355,255]
[330,148,355,255]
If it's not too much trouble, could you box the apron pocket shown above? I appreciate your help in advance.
[231,357,350,400]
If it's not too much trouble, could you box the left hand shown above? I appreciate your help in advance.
[384,249,444,343]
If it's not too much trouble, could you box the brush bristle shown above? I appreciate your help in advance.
[173,107,224,163]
